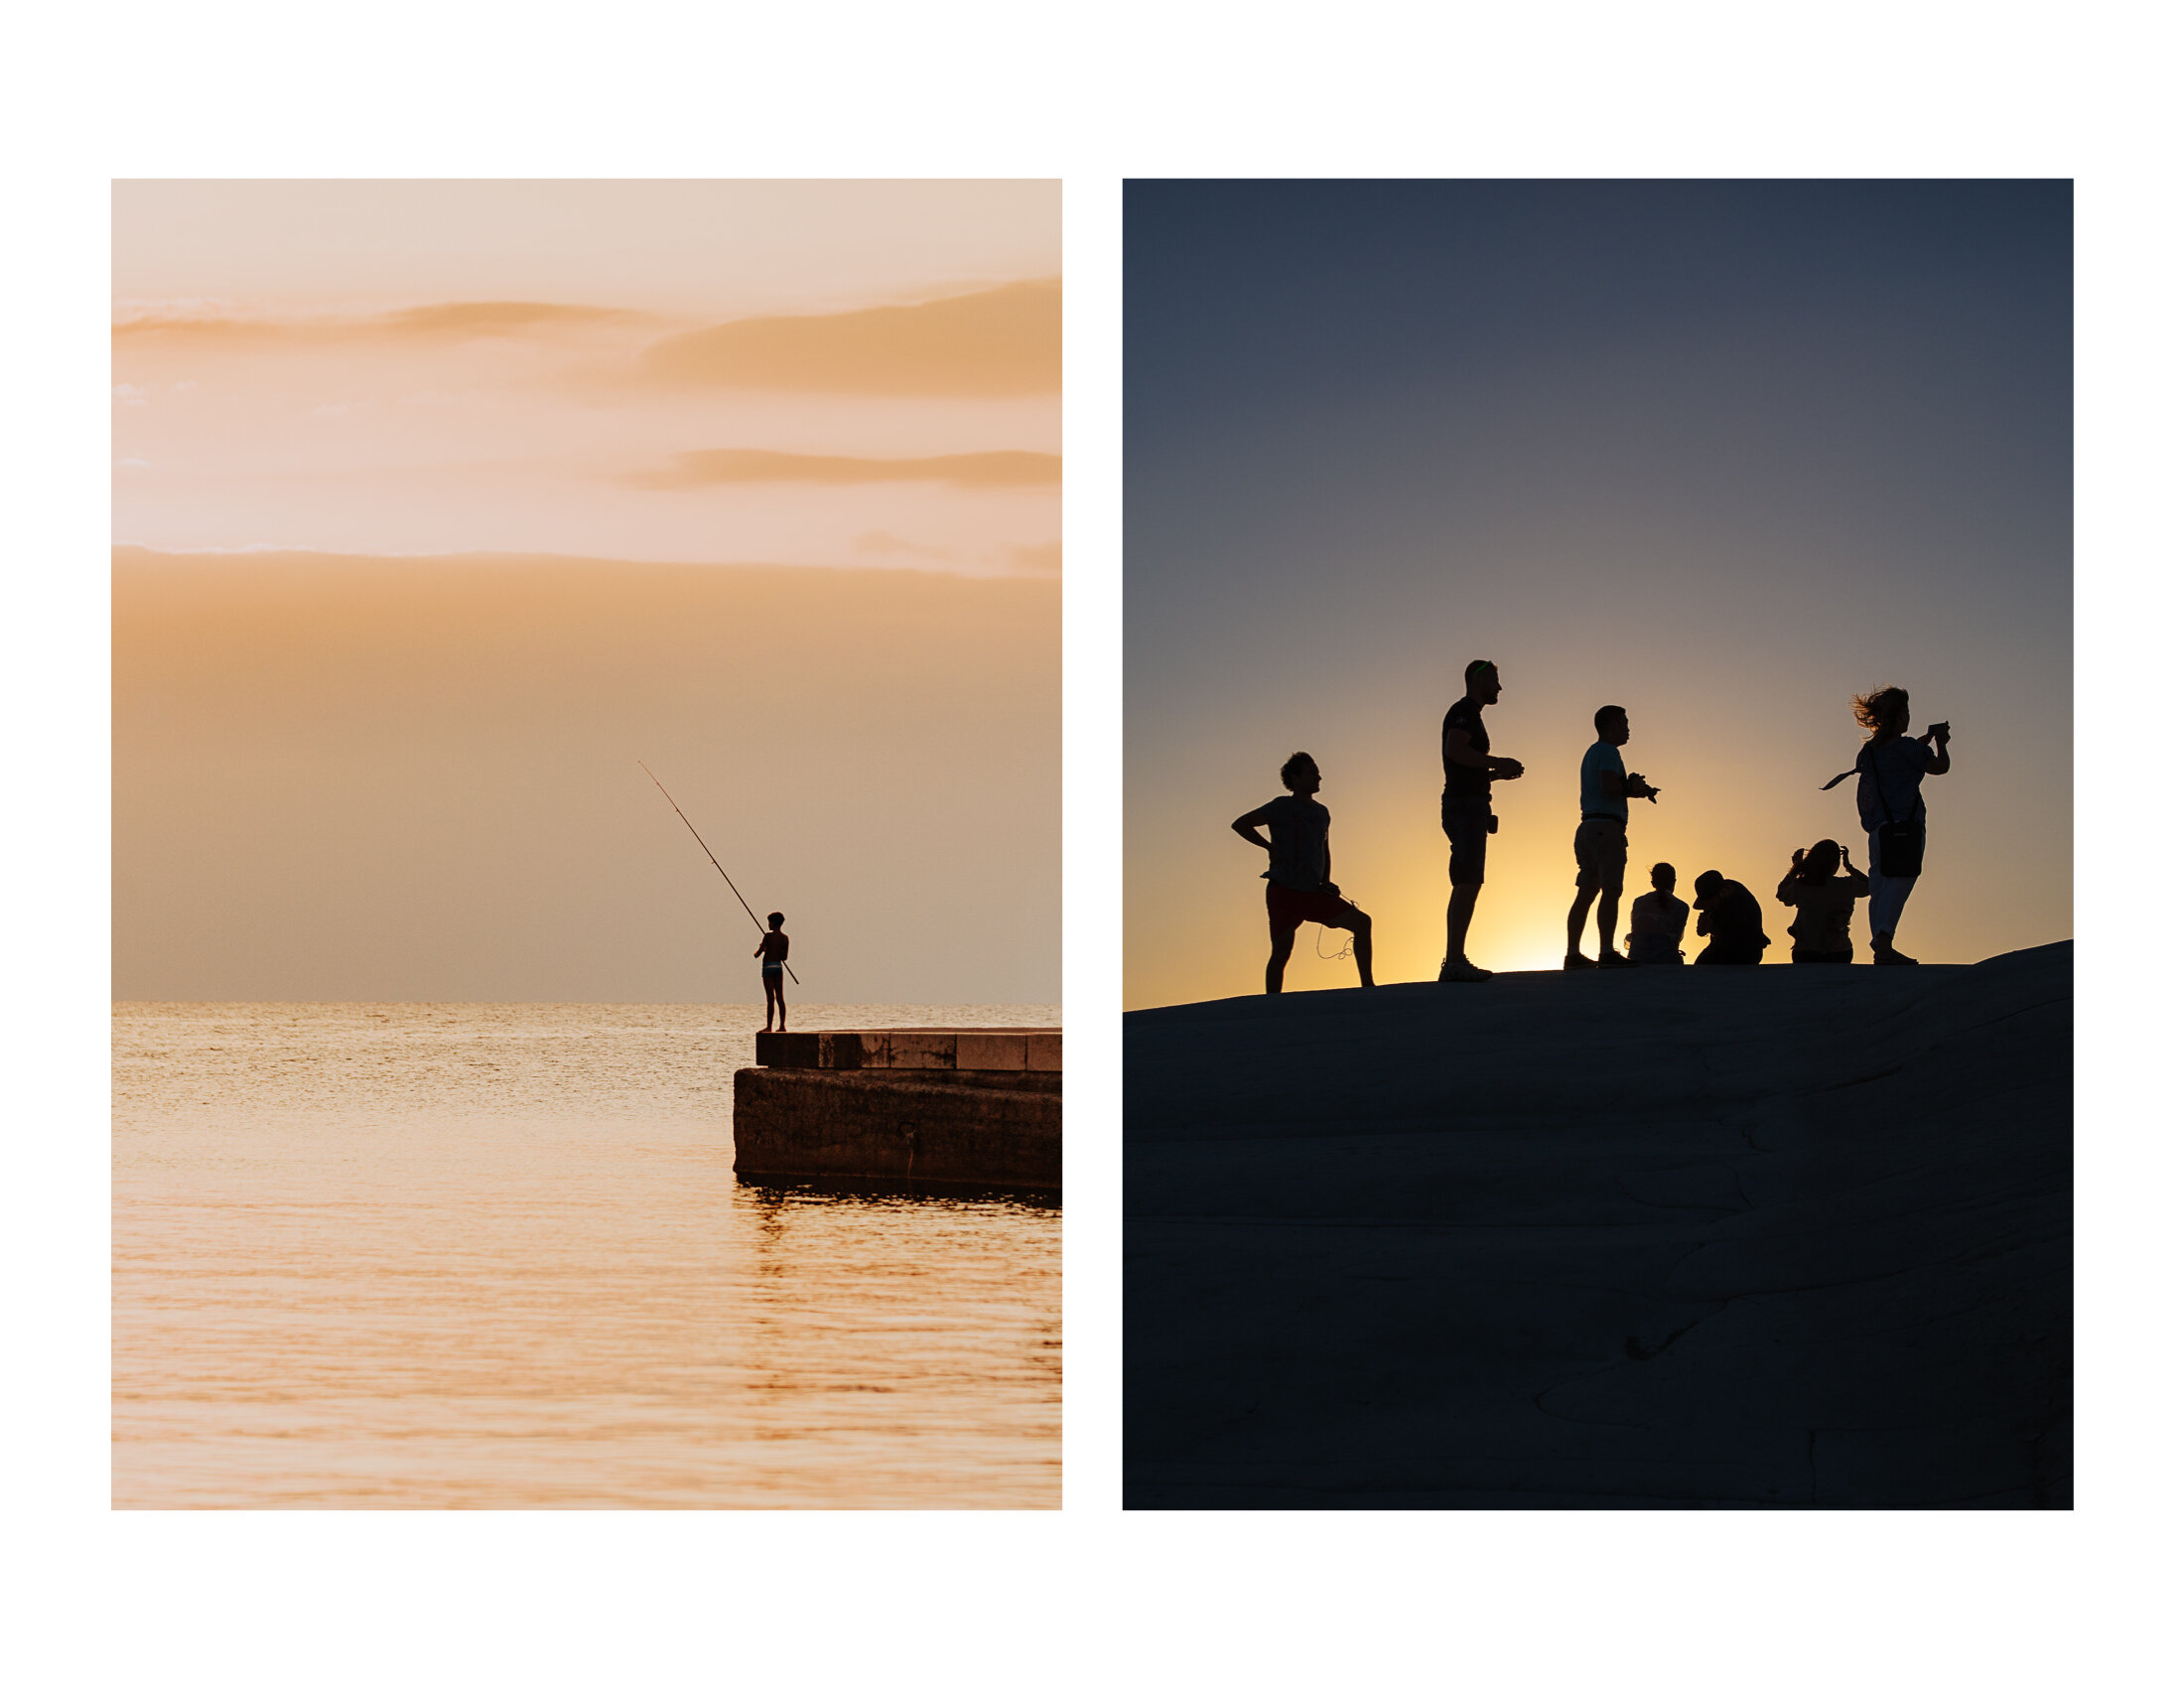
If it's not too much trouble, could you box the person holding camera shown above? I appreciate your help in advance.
[1564,703,1661,969]
[1233,751,1375,994]
[1774,839,1869,963]
[1836,686,1952,966]
[1438,659,1525,982]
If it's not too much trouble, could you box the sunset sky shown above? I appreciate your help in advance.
[1125,181,2071,1007]
[114,181,1059,574]
[114,181,1059,1003]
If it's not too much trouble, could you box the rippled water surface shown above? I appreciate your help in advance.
[114,1003,1060,1508]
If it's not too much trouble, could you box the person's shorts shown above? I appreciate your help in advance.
[1266,882,1363,934]
[1443,796,1491,887]
[1572,818,1627,895]
[761,964,783,979]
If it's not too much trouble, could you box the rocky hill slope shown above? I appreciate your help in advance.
[1126,942,2072,1507]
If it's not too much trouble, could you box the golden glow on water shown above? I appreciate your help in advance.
[112,1002,1059,1509]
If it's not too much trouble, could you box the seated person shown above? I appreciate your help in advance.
[1625,861,1690,964]
[1774,839,1870,964]
[1691,870,1770,965]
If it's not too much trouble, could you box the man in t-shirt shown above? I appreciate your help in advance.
[1232,751,1375,994]
[1564,704,1661,969]
[1691,870,1770,965]
[1439,659,1526,982]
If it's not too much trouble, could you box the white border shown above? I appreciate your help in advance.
[13,2,2176,1681]
[1061,176,1124,1511]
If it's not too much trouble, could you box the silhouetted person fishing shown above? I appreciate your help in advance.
[640,763,802,1026]
[1821,686,1951,965]
[1692,870,1770,965]
[1625,862,1690,964]
[755,913,791,1030]
[1233,752,1375,994]
[1564,704,1661,969]
[1439,659,1524,982]
[1775,840,1869,964]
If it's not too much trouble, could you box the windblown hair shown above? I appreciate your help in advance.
[1279,751,1317,791]
[1852,685,1910,739]
[1594,703,1626,733]
[1795,840,1843,883]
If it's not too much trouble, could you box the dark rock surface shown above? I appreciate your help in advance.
[1126,942,2071,1508]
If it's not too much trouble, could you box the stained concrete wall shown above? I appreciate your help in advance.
[1126,942,2071,1508]
[755,1028,1061,1072]
[735,1067,1061,1191]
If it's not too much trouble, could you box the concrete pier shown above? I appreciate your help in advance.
[734,1028,1061,1192]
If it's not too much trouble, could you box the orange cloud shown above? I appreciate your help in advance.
[636,279,1060,396]
[1006,541,1063,576]
[637,449,1060,490]
[113,301,646,347]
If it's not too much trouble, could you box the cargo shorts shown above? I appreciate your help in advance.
[1444,796,1492,887]
[1572,817,1627,896]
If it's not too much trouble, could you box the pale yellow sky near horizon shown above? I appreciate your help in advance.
[113,181,1060,573]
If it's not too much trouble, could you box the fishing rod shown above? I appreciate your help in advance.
[640,762,800,985]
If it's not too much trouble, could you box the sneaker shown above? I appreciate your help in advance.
[1594,950,1635,968]
[1873,948,1920,966]
[1563,953,1597,970]
[1438,957,1493,982]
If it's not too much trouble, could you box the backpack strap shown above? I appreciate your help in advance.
[1822,745,1892,819]
[1862,742,1898,827]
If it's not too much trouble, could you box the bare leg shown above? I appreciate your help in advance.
[1595,891,1621,958]
[1566,886,1598,957]
[1266,928,1296,995]
[1332,910,1376,988]
[1445,883,1481,965]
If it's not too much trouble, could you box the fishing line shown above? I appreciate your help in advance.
[639,762,800,985]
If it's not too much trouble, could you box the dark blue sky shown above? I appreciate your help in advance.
[1126,181,2071,1001]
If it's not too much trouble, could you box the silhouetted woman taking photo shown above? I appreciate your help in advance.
[1775,839,1868,963]
[1841,686,1951,965]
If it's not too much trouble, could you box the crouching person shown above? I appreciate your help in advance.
[1691,870,1770,965]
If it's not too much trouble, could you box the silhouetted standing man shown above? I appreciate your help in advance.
[1564,703,1660,969]
[1439,659,1525,981]
[1233,752,1375,994]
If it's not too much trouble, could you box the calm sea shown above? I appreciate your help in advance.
[113,1002,1060,1509]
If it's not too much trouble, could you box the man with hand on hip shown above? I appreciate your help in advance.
[1233,751,1375,995]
